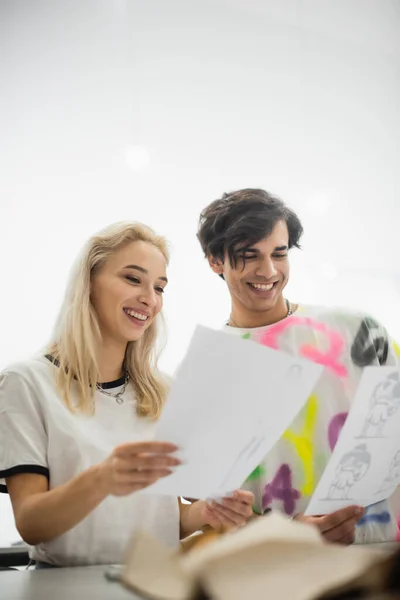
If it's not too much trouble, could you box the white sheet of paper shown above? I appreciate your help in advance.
[306,366,400,515]
[143,325,323,499]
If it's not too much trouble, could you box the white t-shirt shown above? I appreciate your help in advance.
[0,356,179,566]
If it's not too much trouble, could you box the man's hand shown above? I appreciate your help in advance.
[294,505,365,544]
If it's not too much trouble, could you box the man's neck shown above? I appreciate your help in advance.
[230,297,291,329]
[97,338,127,383]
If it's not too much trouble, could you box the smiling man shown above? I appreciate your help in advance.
[197,188,400,545]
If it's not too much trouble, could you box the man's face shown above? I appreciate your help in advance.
[209,220,290,315]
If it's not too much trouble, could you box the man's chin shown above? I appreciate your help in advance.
[246,298,277,311]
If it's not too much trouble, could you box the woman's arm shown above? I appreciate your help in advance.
[7,467,107,546]
[7,441,180,546]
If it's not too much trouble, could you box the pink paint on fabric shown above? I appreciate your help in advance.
[258,316,348,377]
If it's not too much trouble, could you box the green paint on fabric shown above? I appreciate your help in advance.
[246,465,266,481]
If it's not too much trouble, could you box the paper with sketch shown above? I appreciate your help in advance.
[306,367,400,515]
[143,325,323,499]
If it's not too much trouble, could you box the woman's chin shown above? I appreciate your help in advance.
[122,324,150,343]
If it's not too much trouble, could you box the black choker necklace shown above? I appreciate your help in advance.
[96,372,130,404]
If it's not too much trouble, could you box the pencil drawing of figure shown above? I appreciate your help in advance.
[328,444,371,500]
[361,372,400,438]
[377,450,400,493]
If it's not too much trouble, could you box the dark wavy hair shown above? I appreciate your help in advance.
[197,188,303,269]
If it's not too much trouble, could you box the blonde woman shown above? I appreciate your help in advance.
[0,222,253,568]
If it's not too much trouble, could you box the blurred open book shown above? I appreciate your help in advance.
[119,513,400,600]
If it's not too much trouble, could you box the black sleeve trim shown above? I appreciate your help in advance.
[0,465,50,494]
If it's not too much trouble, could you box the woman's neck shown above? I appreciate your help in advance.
[97,340,127,383]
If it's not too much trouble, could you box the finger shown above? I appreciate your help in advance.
[211,502,246,527]
[323,518,357,544]
[115,468,172,485]
[114,454,181,471]
[219,497,253,519]
[115,441,179,457]
[318,506,364,533]
[208,505,238,530]
[136,454,182,469]
[231,490,254,505]
[337,530,356,545]
[334,518,357,545]
[202,504,224,529]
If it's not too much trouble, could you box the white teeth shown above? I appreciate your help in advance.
[125,309,147,321]
[251,283,274,291]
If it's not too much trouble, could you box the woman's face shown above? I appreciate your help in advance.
[91,240,167,345]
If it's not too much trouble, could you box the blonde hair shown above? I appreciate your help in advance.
[48,221,169,418]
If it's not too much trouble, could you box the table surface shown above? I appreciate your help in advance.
[0,545,28,554]
[0,565,141,600]
[1,544,399,600]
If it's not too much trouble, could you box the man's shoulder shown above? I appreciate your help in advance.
[298,304,385,333]
[299,304,391,367]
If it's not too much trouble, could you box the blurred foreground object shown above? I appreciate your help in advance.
[120,513,400,600]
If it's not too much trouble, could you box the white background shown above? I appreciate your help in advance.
[1,0,399,545]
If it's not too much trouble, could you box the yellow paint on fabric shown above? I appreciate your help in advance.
[283,395,318,495]
[393,341,400,358]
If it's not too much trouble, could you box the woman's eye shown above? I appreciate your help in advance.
[155,287,165,295]
[273,254,288,260]
[126,276,140,284]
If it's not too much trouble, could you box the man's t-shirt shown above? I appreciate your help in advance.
[224,304,400,544]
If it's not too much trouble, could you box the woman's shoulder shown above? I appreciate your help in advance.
[1,355,55,390]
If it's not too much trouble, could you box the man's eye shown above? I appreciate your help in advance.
[238,252,257,260]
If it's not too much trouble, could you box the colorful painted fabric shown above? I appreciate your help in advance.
[223,305,400,543]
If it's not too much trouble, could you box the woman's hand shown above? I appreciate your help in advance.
[202,489,255,531]
[179,491,255,539]
[98,441,181,497]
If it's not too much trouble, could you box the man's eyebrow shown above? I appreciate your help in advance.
[235,246,259,253]
[123,264,168,283]
[236,245,288,252]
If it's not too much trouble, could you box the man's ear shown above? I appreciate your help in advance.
[208,255,224,276]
